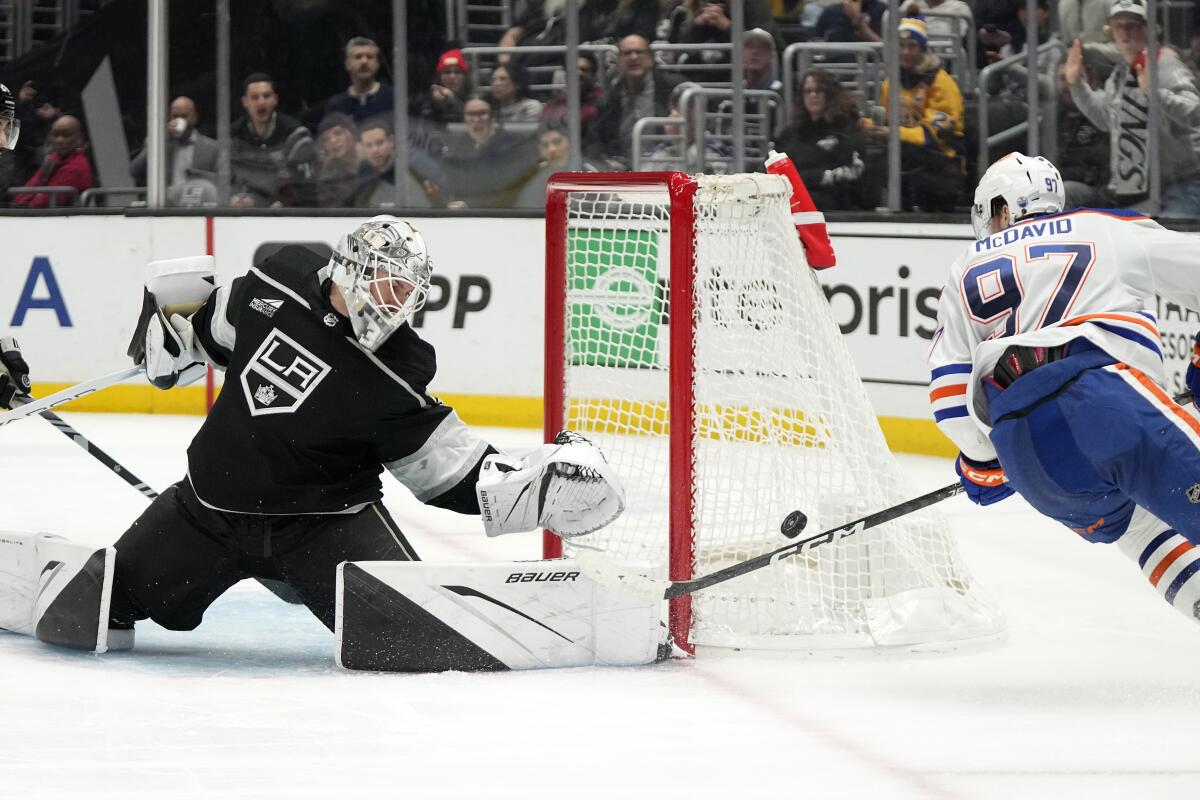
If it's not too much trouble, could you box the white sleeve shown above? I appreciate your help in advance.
[928,268,996,462]
[1128,218,1200,313]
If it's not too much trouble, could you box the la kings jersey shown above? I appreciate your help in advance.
[185,245,489,514]
[929,209,1200,462]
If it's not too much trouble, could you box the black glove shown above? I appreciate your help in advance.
[0,337,31,409]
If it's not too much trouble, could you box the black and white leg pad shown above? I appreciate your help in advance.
[335,560,665,672]
[0,530,129,652]
[476,431,626,538]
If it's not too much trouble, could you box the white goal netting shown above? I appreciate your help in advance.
[551,173,1004,652]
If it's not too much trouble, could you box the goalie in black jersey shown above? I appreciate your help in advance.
[100,215,624,641]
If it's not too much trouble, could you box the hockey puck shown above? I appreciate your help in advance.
[780,510,808,539]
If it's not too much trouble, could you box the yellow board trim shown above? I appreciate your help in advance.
[27,383,955,457]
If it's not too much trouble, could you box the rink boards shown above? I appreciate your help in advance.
[0,214,1196,456]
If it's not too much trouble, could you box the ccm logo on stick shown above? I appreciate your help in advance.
[505,571,580,583]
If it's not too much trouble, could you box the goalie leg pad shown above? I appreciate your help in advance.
[0,531,128,652]
[335,560,664,672]
[476,431,626,538]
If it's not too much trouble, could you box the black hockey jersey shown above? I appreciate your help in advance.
[186,245,489,515]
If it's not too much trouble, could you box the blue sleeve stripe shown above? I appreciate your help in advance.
[1164,558,1200,605]
[933,406,970,422]
[1092,321,1162,357]
[1139,530,1179,569]
[931,364,972,380]
[1136,311,1157,323]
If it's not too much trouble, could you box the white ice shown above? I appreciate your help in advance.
[3,412,1200,799]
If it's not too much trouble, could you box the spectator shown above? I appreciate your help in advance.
[496,0,661,67]
[743,27,782,92]
[1064,0,1200,217]
[1055,62,1110,208]
[314,112,374,208]
[976,1,1020,65]
[418,49,472,129]
[861,14,965,211]
[441,93,539,208]
[1183,27,1200,74]
[12,114,94,208]
[887,0,973,42]
[641,84,734,173]
[665,1,778,82]
[999,0,1050,58]
[489,64,543,124]
[357,118,437,208]
[815,0,886,45]
[515,120,595,208]
[593,34,683,169]
[541,53,605,127]
[775,68,871,210]
[130,96,219,196]
[1059,0,1121,78]
[229,73,317,207]
[9,81,60,187]
[324,36,395,126]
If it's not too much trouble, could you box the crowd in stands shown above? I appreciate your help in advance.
[1,0,1198,217]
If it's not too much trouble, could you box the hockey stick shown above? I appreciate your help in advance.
[0,366,145,428]
[592,387,1199,601]
[10,393,158,499]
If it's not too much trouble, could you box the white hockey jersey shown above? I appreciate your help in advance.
[929,209,1200,461]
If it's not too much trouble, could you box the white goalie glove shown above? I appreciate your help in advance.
[128,256,214,390]
[476,431,625,538]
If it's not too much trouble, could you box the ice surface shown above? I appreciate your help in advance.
[3,412,1199,799]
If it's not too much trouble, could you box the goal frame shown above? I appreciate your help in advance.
[543,171,701,652]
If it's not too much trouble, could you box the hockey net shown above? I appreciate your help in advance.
[544,171,1004,654]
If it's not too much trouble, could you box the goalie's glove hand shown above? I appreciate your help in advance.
[0,337,31,409]
[476,431,626,538]
[142,310,205,390]
[955,453,1014,506]
[1186,331,1200,402]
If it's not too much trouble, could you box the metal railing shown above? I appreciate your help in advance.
[4,185,81,205]
[782,42,884,117]
[677,86,780,173]
[461,43,618,97]
[631,115,685,172]
[976,40,1066,177]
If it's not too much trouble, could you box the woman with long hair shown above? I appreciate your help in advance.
[774,68,871,211]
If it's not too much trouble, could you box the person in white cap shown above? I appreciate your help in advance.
[1062,0,1200,216]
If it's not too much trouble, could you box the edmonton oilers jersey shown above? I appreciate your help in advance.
[930,209,1200,461]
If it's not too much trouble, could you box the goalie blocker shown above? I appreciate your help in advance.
[336,560,666,672]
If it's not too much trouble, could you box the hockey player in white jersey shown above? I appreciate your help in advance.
[930,152,1200,626]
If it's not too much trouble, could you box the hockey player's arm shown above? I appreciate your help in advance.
[1130,217,1200,312]
[928,280,995,462]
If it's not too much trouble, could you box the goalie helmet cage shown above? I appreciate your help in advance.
[543,171,1005,656]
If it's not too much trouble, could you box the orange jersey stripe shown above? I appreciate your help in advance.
[929,384,967,402]
[1062,312,1158,337]
[1149,541,1195,587]
[1115,363,1200,441]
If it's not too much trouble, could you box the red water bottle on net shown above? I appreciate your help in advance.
[764,149,836,269]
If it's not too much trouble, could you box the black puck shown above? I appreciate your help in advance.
[781,510,808,539]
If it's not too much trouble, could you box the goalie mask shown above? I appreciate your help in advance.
[971,152,1065,239]
[331,216,431,351]
[0,82,18,151]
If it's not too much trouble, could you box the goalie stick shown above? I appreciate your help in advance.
[594,388,1198,602]
[0,366,145,428]
[10,394,158,499]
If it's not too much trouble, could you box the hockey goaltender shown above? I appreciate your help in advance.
[0,213,666,672]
